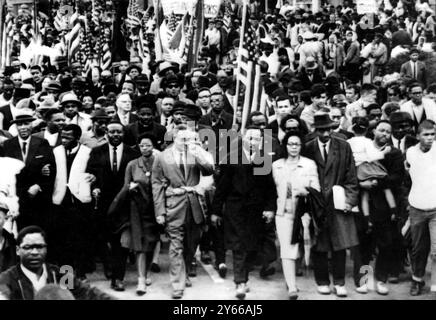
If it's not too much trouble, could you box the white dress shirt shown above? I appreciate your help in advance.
[317,139,331,161]
[117,112,129,126]
[109,143,123,171]
[412,103,424,123]
[21,264,48,293]
[18,136,31,162]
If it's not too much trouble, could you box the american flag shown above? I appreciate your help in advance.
[153,0,164,61]
[126,0,141,28]
[235,2,262,132]
[222,0,232,34]
[1,7,15,69]
[166,11,178,37]
[65,6,83,65]
[184,0,204,70]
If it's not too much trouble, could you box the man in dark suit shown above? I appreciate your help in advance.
[86,120,140,291]
[123,103,166,150]
[211,127,277,299]
[400,48,426,88]
[2,114,56,231]
[32,108,65,148]
[0,87,30,131]
[389,112,419,155]
[303,114,359,298]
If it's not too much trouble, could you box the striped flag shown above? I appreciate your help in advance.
[126,0,141,28]
[168,12,187,50]
[1,7,15,69]
[222,0,232,34]
[166,11,177,38]
[65,7,83,65]
[186,0,204,70]
[153,0,164,61]
[235,2,261,132]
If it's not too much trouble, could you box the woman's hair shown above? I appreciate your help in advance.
[279,114,309,136]
[137,132,158,147]
[279,131,304,159]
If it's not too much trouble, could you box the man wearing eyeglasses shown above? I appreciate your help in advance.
[400,82,436,133]
[0,226,112,300]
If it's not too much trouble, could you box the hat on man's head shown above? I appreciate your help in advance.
[135,74,149,83]
[60,93,82,107]
[91,109,111,121]
[13,87,31,100]
[46,80,61,91]
[172,101,186,115]
[163,74,181,88]
[302,31,316,40]
[352,116,369,131]
[37,97,56,112]
[158,61,177,77]
[10,112,36,125]
[410,47,420,55]
[313,113,336,129]
[183,104,202,121]
[389,111,412,125]
[305,57,318,70]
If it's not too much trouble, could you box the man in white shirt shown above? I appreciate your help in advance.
[114,93,138,126]
[32,108,65,148]
[159,96,174,130]
[406,120,436,296]
[197,88,212,116]
[59,93,92,139]
[400,82,436,133]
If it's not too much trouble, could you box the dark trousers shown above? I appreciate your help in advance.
[110,232,128,281]
[258,221,277,267]
[232,250,257,284]
[312,249,346,286]
[211,224,226,266]
[199,228,212,252]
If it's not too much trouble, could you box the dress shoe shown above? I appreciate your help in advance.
[201,251,212,265]
[172,290,184,299]
[259,266,276,278]
[111,279,125,292]
[146,277,152,286]
[355,283,368,294]
[388,276,399,284]
[376,281,389,295]
[288,291,298,300]
[136,277,146,296]
[185,277,192,287]
[150,263,161,273]
[410,280,425,296]
[317,285,331,295]
[218,263,227,278]
[333,285,347,297]
[188,262,197,277]
[235,283,247,300]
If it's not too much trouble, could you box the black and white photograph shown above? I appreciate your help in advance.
[0,0,435,306]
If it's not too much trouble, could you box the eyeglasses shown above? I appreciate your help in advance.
[167,84,179,89]
[20,244,47,251]
[411,91,423,95]
[139,144,153,148]
[287,142,301,147]
[199,95,210,98]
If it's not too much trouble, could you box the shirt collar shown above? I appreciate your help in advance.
[18,136,31,144]
[20,264,48,291]
[317,138,331,150]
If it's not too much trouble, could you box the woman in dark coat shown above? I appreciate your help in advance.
[122,133,160,295]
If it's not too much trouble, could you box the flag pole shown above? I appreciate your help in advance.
[0,0,5,71]
[232,0,248,127]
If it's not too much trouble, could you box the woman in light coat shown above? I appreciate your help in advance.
[272,131,320,299]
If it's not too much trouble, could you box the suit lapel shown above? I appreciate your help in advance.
[166,148,185,182]
[325,138,338,174]
[25,137,39,165]
[311,140,325,168]
[11,138,23,161]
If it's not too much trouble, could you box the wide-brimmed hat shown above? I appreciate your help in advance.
[158,61,177,77]
[183,104,202,121]
[10,113,36,125]
[60,93,82,107]
[91,109,111,121]
[46,80,61,91]
[313,113,336,129]
[302,31,316,40]
[305,57,318,70]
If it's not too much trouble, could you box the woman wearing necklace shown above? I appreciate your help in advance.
[122,133,161,295]
[272,131,320,299]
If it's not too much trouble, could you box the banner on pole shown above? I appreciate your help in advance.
[161,0,194,15]
[356,0,377,14]
[204,0,221,18]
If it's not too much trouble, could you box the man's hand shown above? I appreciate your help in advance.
[92,188,101,198]
[262,211,275,223]
[27,184,42,198]
[41,164,51,177]
[211,214,222,228]
[84,174,96,184]
[156,215,166,225]
[343,203,353,213]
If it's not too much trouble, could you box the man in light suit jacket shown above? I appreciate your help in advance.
[1,114,56,231]
[51,124,94,280]
[152,124,214,299]
[86,120,140,291]
[400,49,426,88]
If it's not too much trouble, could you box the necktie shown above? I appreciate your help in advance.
[112,146,118,174]
[179,152,185,179]
[165,117,168,127]
[22,142,27,158]
[413,62,416,79]
[322,143,328,163]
